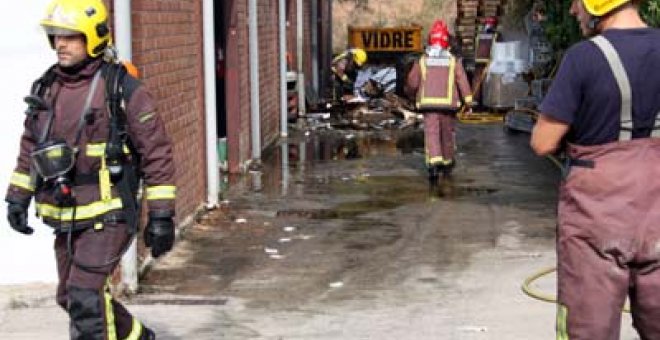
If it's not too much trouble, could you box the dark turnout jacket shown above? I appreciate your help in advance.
[7,58,176,228]
[405,49,473,112]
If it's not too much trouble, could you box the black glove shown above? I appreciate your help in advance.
[6,198,33,235]
[144,211,175,258]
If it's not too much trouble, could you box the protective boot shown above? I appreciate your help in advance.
[427,165,440,185]
[441,160,455,178]
[141,326,156,340]
[68,286,106,340]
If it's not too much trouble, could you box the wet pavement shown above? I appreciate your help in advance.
[135,122,572,339]
[142,124,559,294]
[1,122,639,339]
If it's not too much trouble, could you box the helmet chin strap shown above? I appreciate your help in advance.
[587,16,602,35]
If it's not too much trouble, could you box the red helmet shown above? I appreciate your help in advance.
[484,16,498,30]
[428,20,449,49]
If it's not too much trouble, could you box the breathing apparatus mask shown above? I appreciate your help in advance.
[30,139,76,180]
[23,91,79,202]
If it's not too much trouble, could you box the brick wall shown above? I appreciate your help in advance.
[129,0,207,222]
[226,0,282,172]
[225,0,251,172]
[257,0,281,149]
[285,1,326,106]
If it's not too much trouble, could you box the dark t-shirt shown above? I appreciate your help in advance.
[539,28,660,145]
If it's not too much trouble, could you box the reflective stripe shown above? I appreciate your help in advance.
[104,283,118,340]
[138,112,155,123]
[556,304,569,340]
[146,185,176,200]
[475,33,498,63]
[86,143,130,157]
[123,318,143,340]
[10,171,34,192]
[332,52,348,64]
[464,95,473,104]
[427,156,454,166]
[428,156,445,165]
[36,198,123,221]
[418,56,456,107]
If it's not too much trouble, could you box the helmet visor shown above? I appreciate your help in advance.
[42,25,81,37]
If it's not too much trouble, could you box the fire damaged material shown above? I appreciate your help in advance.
[311,64,422,132]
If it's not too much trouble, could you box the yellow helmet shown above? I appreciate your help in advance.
[350,48,368,67]
[582,0,630,16]
[40,0,112,58]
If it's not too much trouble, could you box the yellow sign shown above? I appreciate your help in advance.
[348,26,423,53]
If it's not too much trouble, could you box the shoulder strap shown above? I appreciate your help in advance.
[590,35,633,141]
[31,64,58,97]
[101,62,140,113]
[102,61,142,165]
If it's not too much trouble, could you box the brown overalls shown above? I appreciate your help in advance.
[556,35,660,340]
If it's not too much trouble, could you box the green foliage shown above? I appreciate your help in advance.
[641,0,660,27]
[542,0,581,51]
[542,0,660,52]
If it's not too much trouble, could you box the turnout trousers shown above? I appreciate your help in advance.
[55,222,146,340]
[557,138,660,340]
[424,111,456,166]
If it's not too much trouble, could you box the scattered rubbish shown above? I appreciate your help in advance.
[269,254,285,260]
[283,226,297,233]
[295,234,313,240]
[235,218,247,223]
[264,247,279,254]
[278,238,292,243]
[329,281,344,288]
[300,64,422,132]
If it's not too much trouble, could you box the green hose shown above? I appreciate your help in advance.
[521,264,631,313]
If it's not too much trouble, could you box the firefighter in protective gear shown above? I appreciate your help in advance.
[331,48,368,101]
[6,0,176,338]
[472,16,500,108]
[531,0,660,338]
[405,20,472,184]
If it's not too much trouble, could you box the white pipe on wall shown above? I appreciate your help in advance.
[249,0,261,160]
[115,0,139,295]
[310,0,319,95]
[203,0,219,205]
[296,0,305,117]
[279,0,288,137]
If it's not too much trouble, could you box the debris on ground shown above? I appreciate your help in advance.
[304,65,423,132]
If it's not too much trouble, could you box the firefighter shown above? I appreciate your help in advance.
[5,0,176,338]
[405,20,473,183]
[531,0,660,338]
[331,48,368,101]
[472,16,500,109]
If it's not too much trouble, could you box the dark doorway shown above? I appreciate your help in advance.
[214,2,227,139]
